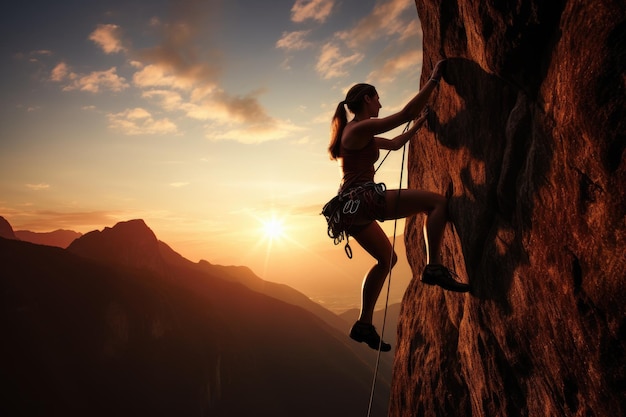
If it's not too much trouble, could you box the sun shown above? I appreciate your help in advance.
[262,217,285,241]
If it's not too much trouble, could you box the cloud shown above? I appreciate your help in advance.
[337,0,414,47]
[142,89,184,111]
[397,19,422,42]
[50,62,70,82]
[307,0,421,81]
[51,64,129,93]
[142,85,278,134]
[276,30,313,51]
[316,42,363,79]
[291,0,334,23]
[25,183,50,191]
[213,89,273,125]
[133,65,172,88]
[89,24,126,54]
[48,1,284,144]
[107,107,178,135]
[169,182,189,188]
[368,49,423,84]
[135,16,221,92]
[68,67,129,93]
[129,3,280,137]
[205,118,304,144]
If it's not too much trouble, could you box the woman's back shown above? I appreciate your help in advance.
[339,138,379,192]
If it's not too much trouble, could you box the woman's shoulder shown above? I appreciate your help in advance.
[341,121,374,151]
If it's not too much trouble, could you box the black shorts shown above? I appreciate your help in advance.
[346,221,373,236]
[322,181,387,241]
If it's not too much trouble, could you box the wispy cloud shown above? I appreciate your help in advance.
[25,183,50,191]
[51,63,129,93]
[141,89,184,111]
[291,0,334,23]
[276,30,313,51]
[337,0,414,47]
[169,182,189,188]
[89,24,126,54]
[316,42,363,79]
[368,49,423,84]
[283,0,420,82]
[133,63,199,91]
[107,108,178,135]
[205,118,304,144]
[27,50,53,63]
[50,62,70,82]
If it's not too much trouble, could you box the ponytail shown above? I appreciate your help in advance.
[327,83,377,160]
[328,101,347,160]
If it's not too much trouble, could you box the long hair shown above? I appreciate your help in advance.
[328,83,377,160]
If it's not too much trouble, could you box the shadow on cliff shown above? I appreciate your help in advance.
[426,57,554,310]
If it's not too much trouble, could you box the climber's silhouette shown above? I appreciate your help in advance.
[322,60,470,352]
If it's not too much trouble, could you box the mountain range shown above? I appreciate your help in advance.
[0,216,393,417]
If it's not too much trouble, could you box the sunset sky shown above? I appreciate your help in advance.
[0,0,429,311]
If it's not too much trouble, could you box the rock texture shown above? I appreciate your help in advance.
[390,1,625,416]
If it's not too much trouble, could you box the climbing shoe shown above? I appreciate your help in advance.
[421,264,470,293]
[349,321,391,352]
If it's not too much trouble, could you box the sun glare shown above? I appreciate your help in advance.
[262,217,285,241]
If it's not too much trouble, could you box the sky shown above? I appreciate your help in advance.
[0,0,429,312]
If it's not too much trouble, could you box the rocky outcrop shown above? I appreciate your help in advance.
[390,1,625,416]
[68,219,166,274]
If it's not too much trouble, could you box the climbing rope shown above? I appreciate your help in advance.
[366,121,410,417]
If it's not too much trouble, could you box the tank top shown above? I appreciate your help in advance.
[339,138,379,193]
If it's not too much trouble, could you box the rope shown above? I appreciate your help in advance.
[366,121,410,417]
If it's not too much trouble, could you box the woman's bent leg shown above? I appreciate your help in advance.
[384,189,447,264]
[352,222,397,324]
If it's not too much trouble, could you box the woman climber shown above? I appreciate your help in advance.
[323,59,470,352]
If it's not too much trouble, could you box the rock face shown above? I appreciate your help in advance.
[390,1,625,416]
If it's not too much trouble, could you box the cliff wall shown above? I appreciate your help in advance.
[390,1,625,416]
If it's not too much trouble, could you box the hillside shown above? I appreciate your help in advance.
[66,219,392,381]
[1,227,389,416]
[15,229,82,248]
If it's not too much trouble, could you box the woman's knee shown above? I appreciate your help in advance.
[391,251,398,267]
[377,251,397,269]
[430,193,447,213]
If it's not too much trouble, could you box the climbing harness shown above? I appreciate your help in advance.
[321,142,395,259]
[321,181,386,258]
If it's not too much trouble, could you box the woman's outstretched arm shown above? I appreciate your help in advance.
[376,110,428,150]
[351,60,445,138]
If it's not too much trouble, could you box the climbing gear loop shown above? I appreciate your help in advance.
[321,181,387,259]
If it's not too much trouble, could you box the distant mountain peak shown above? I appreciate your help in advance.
[0,216,18,240]
[106,218,150,232]
[15,229,82,248]
[68,219,165,273]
